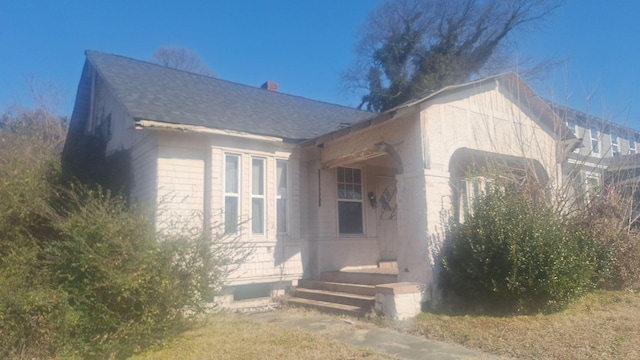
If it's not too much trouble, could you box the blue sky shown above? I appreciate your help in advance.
[1,0,640,128]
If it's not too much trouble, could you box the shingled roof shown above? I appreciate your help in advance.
[82,50,374,141]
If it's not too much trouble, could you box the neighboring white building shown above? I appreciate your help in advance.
[549,104,640,206]
[64,51,587,312]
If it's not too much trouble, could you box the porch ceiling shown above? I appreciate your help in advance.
[322,148,386,169]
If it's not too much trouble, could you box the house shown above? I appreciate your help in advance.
[549,104,640,199]
[64,51,580,318]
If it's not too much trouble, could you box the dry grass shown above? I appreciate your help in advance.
[406,290,640,359]
[131,312,394,360]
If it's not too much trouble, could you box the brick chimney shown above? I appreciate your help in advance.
[261,80,278,92]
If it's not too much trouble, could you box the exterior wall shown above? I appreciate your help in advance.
[568,116,638,158]
[416,80,562,300]
[88,74,159,209]
[156,133,206,233]
[423,81,559,176]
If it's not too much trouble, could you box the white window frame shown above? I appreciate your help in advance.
[251,157,266,235]
[276,159,288,234]
[337,166,364,235]
[630,137,636,155]
[611,132,619,156]
[567,120,577,135]
[590,126,599,154]
[224,154,240,235]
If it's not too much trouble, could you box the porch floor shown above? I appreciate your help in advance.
[337,268,398,275]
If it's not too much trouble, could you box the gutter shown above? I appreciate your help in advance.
[134,119,285,144]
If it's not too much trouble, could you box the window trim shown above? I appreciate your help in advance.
[630,137,636,155]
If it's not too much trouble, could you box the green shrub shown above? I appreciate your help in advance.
[442,187,600,313]
[44,187,228,359]
[0,109,70,358]
[1,109,238,358]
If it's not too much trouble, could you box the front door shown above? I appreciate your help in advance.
[376,176,398,260]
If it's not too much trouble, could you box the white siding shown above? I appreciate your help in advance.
[156,133,206,234]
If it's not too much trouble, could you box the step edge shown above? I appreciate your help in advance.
[294,288,375,300]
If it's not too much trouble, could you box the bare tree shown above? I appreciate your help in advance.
[343,0,563,112]
[151,46,213,76]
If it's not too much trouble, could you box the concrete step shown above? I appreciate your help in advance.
[320,270,398,286]
[378,260,398,269]
[286,296,369,317]
[298,279,376,296]
[294,288,375,308]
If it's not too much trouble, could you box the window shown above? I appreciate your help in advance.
[276,160,288,234]
[457,177,490,222]
[586,176,599,203]
[224,154,240,234]
[630,138,636,155]
[567,120,577,135]
[251,158,265,235]
[611,132,619,156]
[590,126,599,154]
[337,167,363,234]
[99,114,112,140]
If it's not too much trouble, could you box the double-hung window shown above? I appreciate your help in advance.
[630,138,636,155]
[567,120,577,135]
[224,154,240,234]
[337,167,363,234]
[251,158,265,235]
[276,160,288,234]
[590,126,599,154]
[611,132,619,156]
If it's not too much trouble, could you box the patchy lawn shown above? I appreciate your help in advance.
[131,291,638,360]
[131,312,395,360]
[407,290,640,359]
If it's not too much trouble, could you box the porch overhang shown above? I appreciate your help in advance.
[321,142,404,174]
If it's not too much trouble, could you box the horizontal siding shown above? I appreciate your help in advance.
[156,142,205,234]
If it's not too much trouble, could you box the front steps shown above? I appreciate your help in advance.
[287,266,398,316]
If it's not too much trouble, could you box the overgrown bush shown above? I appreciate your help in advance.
[1,109,237,359]
[442,187,602,313]
[43,187,229,359]
[0,109,69,358]
[574,192,640,290]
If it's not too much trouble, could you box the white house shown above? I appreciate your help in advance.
[64,51,581,317]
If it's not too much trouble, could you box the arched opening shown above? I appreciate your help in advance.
[449,148,550,222]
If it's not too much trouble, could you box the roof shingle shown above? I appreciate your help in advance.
[86,50,375,141]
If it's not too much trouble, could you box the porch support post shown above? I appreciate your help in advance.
[395,168,452,309]
[395,170,430,284]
